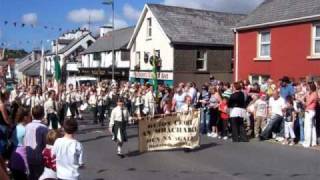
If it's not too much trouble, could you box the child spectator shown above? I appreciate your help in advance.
[219,96,229,140]
[283,96,296,146]
[24,105,48,180]
[39,129,62,180]
[53,118,84,180]
[254,93,268,138]
[9,107,31,180]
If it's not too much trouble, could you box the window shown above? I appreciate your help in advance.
[258,31,271,58]
[196,50,207,71]
[312,24,320,55]
[93,52,101,61]
[249,75,270,85]
[146,18,152,39]
[155,50,160,58]
[135,51,140,65]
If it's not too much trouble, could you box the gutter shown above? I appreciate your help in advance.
[235,14,320,31]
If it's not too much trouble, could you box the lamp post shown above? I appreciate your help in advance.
[102,0,115,81]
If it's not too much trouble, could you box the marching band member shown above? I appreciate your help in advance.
[88,89,98,124]
[44,90,60,129]
[109,98,129,157]
[97,90,107,126]
[66,84,77,118]
[23,88,36,110]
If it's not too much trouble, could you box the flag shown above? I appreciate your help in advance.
[54,56,61,83]
[151,51,158,97]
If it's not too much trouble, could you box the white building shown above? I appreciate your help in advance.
[127,4,244,86]
[44,29,96,85]
[80,27,134,80]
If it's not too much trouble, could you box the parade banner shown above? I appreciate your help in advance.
[139,111,200,152]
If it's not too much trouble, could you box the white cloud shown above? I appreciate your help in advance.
[123,3,141,21]
[112,18,129,29]
[22,13,38,25]
[163,0,264,13]
[67,8,105,23]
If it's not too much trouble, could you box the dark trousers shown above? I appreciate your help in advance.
[97,105,106,124]
[47,113,59,129]
[260,114,283,140]
[91,106,98,123]
[220,120,229,137]
[11,169,28,180]
[28,164,44,180]
[69,102,78,117]
[59,103,67,125]
[231,117,248,142]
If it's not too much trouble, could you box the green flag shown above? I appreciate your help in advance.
[54,56,61,83]
[151,54,158,97]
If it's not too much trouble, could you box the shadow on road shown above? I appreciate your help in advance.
[80,135,111,143]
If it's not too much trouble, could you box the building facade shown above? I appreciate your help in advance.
[80,27,134,81]
[128,4,245,86]
[44,29,95,85]
[234,0,320,83]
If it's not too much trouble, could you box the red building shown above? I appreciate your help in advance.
[234,0,320,83]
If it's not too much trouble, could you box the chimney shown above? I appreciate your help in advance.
[100,26,112,37]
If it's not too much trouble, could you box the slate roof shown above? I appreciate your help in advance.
[146,4,246,46]
[83,26,135,54]
[237,0,320,29]
[57,39,73,45]
[22,60,51,76]
[58,33,94,54]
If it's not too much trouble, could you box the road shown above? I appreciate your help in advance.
[76,113,320,180]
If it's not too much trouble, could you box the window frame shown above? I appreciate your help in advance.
[146,18,152,39]
[257,31,271,59]
[93,52,101,61]
[135,51,141,65]
[312,24,320,56]
[196,50,207,71]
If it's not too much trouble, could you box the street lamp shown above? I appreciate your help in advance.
[102,0,115,81]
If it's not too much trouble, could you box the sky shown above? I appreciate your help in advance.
[0,0,264,51]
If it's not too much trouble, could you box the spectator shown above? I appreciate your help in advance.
[228,82,248,142]
[199,85,210,135]
[208,86,221,138]
[172,87,187,113]
[9,107,31,180]
[279,76,295,99]
[283,96,296,145]
[39,129,62,180]
[53,118,84,180]
[219,96,229,140]
[24,105,48,180]
[303,82,318,148]
[260,91,286,141]
[253,92,268,138]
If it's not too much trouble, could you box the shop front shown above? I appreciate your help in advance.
[79,67,129,81]
[129,70,174,87]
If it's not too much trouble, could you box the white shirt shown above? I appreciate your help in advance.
[53,137,83,180]
[188,87,197,103]
[269,97,286,116]
[109,106,129,128]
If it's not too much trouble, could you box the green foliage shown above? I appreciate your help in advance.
[3,49,28,59]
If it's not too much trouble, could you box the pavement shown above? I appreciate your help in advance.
[76,113,320,180]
